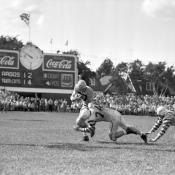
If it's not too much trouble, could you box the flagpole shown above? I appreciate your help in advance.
[50,38,52,53]
[29,12,31,42]
[67,38,68,51]
[51,42,52,53]
[65,39,68,51]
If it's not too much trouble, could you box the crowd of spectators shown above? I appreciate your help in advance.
[93,93,175,116]
[1,88,175,116]
[0,89,69,113]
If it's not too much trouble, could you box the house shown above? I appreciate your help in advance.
[89,75,114,96]
[168,87,175,96]
[89,75,162,96]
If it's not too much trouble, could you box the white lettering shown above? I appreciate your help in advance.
[50,81,59,86]
[2,78,11,83]
[2,78,20,84]
[1,71,20,77]
[12,79,20,84]
[0,56,15,66]
[47,74,59,79]
[46,59,72,69]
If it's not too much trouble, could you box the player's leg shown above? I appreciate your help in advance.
[75,106,91,141]
[75,107,91,127]
[109,121,127,141]
[119,116,139,135]
[87,120,96,137]
[119,116,147,143]
[75,116,89,141]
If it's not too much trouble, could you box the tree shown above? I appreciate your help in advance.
[63,50,96,85]
[129,59,144,82]
[115,62,128,74]
[110,66,128,95]
[143,61,173,97]
[158,66,175,96]
[96,58,114,77]
[0,35,24,50]
[62,49,79,56]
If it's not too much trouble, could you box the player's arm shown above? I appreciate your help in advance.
[73,111,96,138]
[70,91,81,101]
[73,124,95,133]
[70,90,76,101]
[146,117,163,135]
[150,119,172,142]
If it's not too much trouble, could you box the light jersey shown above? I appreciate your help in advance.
[88,105,121,126]
[150,110,175,139]
[70,86,94,106]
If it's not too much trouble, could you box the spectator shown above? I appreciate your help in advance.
[57,99,62,112]
[48,98,53,112]
[62,99,67,113]
[54,99,58,112]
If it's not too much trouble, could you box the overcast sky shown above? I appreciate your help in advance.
[0,0,175,71]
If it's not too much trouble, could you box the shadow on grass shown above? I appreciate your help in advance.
[9,119,47,122]
[0,143,105,152]
[45,143,99,151]
[97,141,145,145]
[1,142,175,152]
[0,143,37,147]
[96,141,175,152]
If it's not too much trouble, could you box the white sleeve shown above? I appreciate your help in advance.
[70,90,76,101]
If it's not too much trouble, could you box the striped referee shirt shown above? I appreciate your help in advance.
[150,112,175,140]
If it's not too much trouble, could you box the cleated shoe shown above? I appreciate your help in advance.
[82,135,89,141]
[90,128,95,138]
[141,133,147,144]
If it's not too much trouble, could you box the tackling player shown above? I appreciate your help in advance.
[145,106,175,142]
[70,80,94,141]
[74,103,147,143]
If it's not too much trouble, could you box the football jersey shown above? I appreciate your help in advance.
[164,111,175,126]
[70,86,94,106]
[88,105,121,124]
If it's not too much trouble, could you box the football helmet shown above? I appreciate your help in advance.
[74,80,87,91]
[156,106,168,116]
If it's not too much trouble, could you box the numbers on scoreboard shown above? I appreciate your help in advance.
[24,72,32,78]
[28,73,32,78]
[28,79,32,85]
[23,79,32,85]
[46,81,50,85]
[23,72,33,85]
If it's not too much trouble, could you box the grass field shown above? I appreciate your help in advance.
[0,112,175,175]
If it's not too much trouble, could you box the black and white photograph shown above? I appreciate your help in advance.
[0,0,175,174]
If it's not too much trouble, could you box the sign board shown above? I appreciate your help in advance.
[0,47,78,94]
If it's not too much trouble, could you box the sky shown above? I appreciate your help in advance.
[0,0,175,71]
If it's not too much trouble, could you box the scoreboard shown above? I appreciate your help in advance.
[0,44,78,94]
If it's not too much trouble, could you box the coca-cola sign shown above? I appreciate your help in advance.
[43,54,76,71]
[0,50,19,69]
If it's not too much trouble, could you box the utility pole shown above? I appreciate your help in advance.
[129,49,134,61]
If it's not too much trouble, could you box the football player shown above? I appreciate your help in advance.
[70,80,94,141]
[74,103,147,143]
[145,106,175,142]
